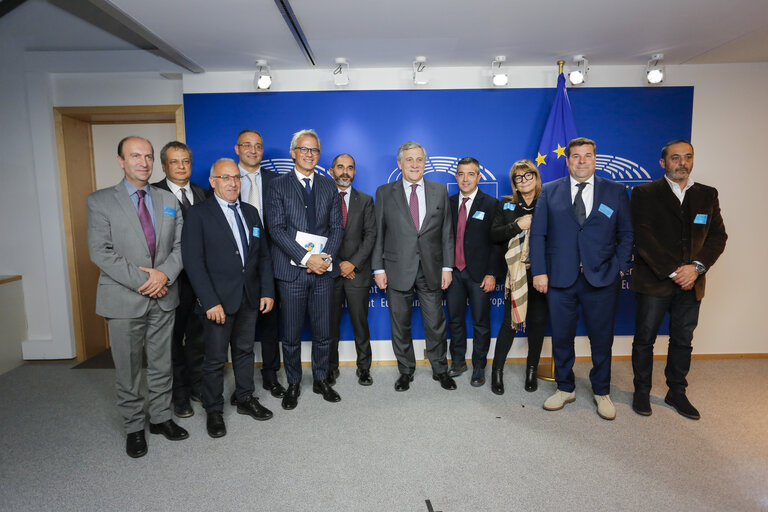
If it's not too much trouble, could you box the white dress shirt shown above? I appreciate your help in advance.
[570,174,595,217]
[458,187,478,219]
[664,174,695,204]
[402,178,426,228]
[165,179,195,206]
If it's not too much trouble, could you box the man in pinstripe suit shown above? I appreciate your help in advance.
[266,129,344,410]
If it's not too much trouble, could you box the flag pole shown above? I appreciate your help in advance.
[537,60,567,384]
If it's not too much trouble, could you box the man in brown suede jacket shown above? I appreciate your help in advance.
[630,139,727,420]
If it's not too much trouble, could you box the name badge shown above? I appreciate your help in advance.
[252,227,261,238]
[598,203,614,219]
[503,203,516,211]
[163,206,176,217]
[694,214,708,225]
[472,211,485,220]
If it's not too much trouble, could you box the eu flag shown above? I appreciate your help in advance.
[535,73,578,182]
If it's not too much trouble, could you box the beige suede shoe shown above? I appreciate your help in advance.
[594,394,616,420]
[543,390,576,411]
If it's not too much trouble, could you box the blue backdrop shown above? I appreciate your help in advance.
[184,86,693,340]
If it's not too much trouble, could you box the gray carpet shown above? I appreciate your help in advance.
[0,359,766,512]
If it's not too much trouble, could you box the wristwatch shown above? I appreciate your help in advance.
[692,261,707,275]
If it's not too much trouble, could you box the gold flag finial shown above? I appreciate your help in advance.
[557,60,565,75]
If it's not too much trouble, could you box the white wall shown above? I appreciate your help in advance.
[92,123,177,190]
[3,59,765,360]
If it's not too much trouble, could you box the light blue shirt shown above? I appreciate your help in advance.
[123,179,156,228]
[214,194,248,266]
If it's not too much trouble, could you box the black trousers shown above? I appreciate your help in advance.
[632,290,700,395]
[445,268,492,368]
[329,277,373,371]
[492,271,548,371]
[255,296,281,386]
[171,276,205,404]
[201,297,259,413]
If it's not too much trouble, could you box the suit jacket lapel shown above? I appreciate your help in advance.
[554,178,579,225]
[208,197,240,252]
[395,181,418,233]
[151,189,165,244]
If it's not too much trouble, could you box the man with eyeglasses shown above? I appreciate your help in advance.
[372,141,456,392]
[151,141,208,419]
[266,129,344,410]
[87,136,187,458]
[234,129,287,401]
[182,158,276,438]
[630,140,726,420]
[530,137,633,420]
[444,157,504,387]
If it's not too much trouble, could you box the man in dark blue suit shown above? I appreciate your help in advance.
[235,129,286,399]
[445,157,503,386]
[530,137,633,420]
[266,129,344,410]
[182,158,275,438]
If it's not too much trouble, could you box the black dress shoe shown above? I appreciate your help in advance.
[665,391,700,420]
[313,380,342,402]
[149,419,189,441]
[282,383,300,410]
[263,381,287,398]
[230,392,238,406]
[126,430,147,458]
[524,365,538,392]
[206,413,226,438]
[356,368,373,386]
[173,399,194,418]
[433,372,457,390]
[237,396,273,421]
[632,392,652,416]
[327,368,340,386]
[470,366,486,387]
[491,369,504,395]
[394,373,413,392]
[447,363,468,378]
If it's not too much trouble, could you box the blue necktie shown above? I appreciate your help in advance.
[303,178,312,196]
[228,203,249,258]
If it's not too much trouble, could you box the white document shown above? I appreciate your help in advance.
[291,231,332,270]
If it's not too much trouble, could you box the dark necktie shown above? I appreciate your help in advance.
[228,203,249,259]
[409,183,420,232]
[302,178,316,233]
[303,178,312,197]
[455,197,470,271]
[339,191,348,228]
[179,188,191,211]
[136,189,156,264]
[573,182,587,226]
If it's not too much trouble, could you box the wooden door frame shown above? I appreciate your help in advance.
[54,105,184,361]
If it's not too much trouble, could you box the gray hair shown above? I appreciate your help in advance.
[209,157,238,176]
[290,129,321,153]
[160,141,192,166]
[397,141,426,162]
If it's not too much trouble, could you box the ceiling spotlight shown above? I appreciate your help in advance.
[413,56,429,86]
[568,55,588,86]
[254,60,272,90]
[646,53,665,84]
[333,57,350,87]
[491,56,508,87]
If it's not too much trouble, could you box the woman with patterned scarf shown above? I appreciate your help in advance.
[489,160,549,395]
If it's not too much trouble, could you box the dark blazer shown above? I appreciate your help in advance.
[181,195,274,314]
[630,178,727,300]
[337,188,376,288]
[372,179,454,291]
[266,171,344,281]
[530,175,633,288]
[151,179,209,209]
[450,190,504,282]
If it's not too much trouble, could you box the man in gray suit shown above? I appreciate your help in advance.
[328,153,376,386]
[372,141,457,391]
[87,136,188,458]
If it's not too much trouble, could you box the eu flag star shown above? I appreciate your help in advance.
[535,152,547,166]
[553,144,566,158]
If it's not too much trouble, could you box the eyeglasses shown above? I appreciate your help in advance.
[211,175,242,183]
[296,146,320,155]
[513,171,535,184]
[237,143,263,151]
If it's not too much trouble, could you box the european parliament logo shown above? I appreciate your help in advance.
[386,156,499,199]
[595,154,652,189]
[260,158,332,179]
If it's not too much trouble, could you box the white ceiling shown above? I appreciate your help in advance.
[5,0,768,73]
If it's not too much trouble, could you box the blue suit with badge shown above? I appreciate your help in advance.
[530,174,633,395]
